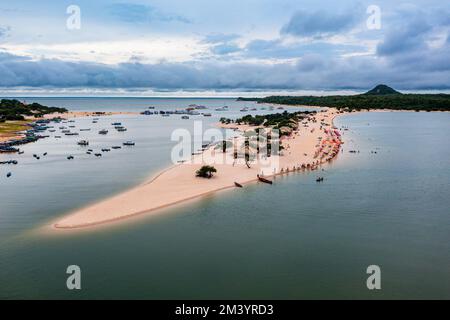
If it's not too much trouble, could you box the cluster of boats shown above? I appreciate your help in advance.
[69,140,135,160]
[1,116,138,178]
[0,118,63,154]
[141,104,218,118]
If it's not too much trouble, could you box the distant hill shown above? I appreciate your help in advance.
[364,84,401,95]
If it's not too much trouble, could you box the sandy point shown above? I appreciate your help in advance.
[52,108,346,230]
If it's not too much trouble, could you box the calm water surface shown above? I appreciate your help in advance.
[0,99,449,299]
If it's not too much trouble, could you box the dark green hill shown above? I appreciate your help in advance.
[364,84,401,95]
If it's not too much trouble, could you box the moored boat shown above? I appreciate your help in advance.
[257,174,273,184]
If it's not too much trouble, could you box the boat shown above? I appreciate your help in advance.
[111,146,122,149]
[111,122,122,126]
[67,155,74,160]
[181,116,189,119]
[203,113,212,117]
[65,132,79,136]
[99,129,108,135]
[0,160,18,165]
[117,127,127,132]
[6,172,12,178]
[234,182,243,188]
[80,129,91,131]
[0,146,20,153]
[257,174,273,185]
[77,140,89,146]
[95,153,102,157]
[123,141,135,146]
[101,148,111,152]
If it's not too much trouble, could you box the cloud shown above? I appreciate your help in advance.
[202,33,242,56]
[243,38,364,59]
[0,48,449,91]
[281,9,360,38]
[108,3,191,24]
[210,43,241,55]
[202,33,240,44]
[377,15,432,56]
[0,25,11,38]
[376,6,450,56]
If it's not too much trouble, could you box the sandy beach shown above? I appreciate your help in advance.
[53,108,344,229]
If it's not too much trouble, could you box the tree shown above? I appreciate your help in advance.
[196,165,217,178]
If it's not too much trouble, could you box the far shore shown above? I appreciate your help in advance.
[52,107,344,230]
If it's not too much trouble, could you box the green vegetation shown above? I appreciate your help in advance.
[0,99,67,121]
[0,121,30,135]
[196,165,217,178]
[237,85,450,112]
[221,110,315,135]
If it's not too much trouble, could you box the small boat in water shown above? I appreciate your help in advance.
[234,182,243,188]
[6,172,12,178]
[257,174,273,185]
[123,141,135,146]
[181,116,189,119]
[77,140,89,146]
[99,129,108,135]
[67,155,74,160]
[111,146,122,149]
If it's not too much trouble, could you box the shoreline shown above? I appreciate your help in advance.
[52,107,344,230]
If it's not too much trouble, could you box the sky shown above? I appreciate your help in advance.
[0,0,449,96]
